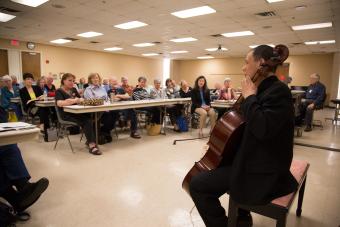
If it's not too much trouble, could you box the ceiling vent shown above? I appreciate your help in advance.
[153,41,162,44]
[0,6,21,13]
[255,11,276,17]
[90,41,99,44]
[51,4,66,9]
[63,37,79,41]
[211,34,222,37]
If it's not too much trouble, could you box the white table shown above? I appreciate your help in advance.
[0,123,39,146]
[35,100,55,107]
[63,98,191,143]
[10,97,21,103]
[211,100,235,109]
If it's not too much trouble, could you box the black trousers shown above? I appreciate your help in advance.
[296,99,315,127]
[189,165,249,227]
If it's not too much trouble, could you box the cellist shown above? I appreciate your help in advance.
[189,45,298,227]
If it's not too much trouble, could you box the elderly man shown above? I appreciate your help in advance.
[297,73,326,132]
[1,75,22,119]
[150,79,166,99]
[121,76,134,96]
[44,74,56,96]
[107,77,141,139]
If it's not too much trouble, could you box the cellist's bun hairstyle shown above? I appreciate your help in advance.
[253,44,289,72]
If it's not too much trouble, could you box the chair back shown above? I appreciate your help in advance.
[54,105,77,126]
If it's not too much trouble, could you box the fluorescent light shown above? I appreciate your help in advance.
[104,47,123,51]
[142,53,159,56]
[114,21,148,30]
[292,22,332,30]
[266,0,284,3]
[170,50,188,54]
[11,0,49,7]
[221,31,254,37]
[133,43,155,47]
[171,6,216,18]
[77,31,103,38]
[170,37,197,43]
[304,41,318,45]
[0,12,16,22]
[305,40,336,45]
[205,47,228,51]
[249,44,275,48]
[320,40,335,44]
[197,56,214,59]
[50,39,71,44]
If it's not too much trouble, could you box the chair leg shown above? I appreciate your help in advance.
[227,198,238,227]
[276,215,287,227]
[296,176,307,217]
[54,127,61,150]
[66,134,75,153]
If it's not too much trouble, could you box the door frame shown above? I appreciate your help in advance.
[20,50,43,80]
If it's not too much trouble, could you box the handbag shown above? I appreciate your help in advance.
[45,127,58,142]
[146,123,161,136]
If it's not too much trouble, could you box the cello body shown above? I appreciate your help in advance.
[182,109,245,194]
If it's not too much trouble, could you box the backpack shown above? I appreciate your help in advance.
[0,201,16,227]
[176,116,188,132]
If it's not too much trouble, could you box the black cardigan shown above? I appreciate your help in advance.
[230,76,298,205]
[19,85,43,111]
[190,88,211,113]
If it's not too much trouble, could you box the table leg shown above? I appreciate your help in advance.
[95,112,98,145]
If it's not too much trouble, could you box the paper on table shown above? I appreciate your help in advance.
[0,122,34,128]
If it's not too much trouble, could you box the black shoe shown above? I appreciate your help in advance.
[237,213,253,227]
[12,178,49,212]
[105,135,113,143]
[304,126,312,132]
[130,132,141,139]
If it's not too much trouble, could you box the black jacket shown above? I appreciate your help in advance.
[191,88,211,113]
[19,86,43,112]
[230,76,298,205]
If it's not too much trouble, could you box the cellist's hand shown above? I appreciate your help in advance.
[241,76,257,99]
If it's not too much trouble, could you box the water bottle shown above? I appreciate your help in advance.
[43,89,48,101]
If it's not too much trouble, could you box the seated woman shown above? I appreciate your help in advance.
[36,77,46,93]
[215,77,237,119]
[219,77,236,100]
[164,79,182,131]
[132,76,161,124]
[191,75,216,138]
[19,73,51,140]
[84,73,114,143]
[0,75,22,119]
[179,80,192,98]
[55,73,101,155]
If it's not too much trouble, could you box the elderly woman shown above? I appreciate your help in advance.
[55,73,101,155]
[84,73,114,144]
[36,77,47,92]
[0,75,22,119]
[219,77,236,100]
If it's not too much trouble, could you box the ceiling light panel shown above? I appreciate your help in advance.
[221,31,254,37]
[114,21,148,30]
[170,37,197,42]
[0,12,16,22]
[291,22,332,31]
[11,0,49,7]
[171,6,216,18]
[77,31,103,38]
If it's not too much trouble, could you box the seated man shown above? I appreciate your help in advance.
[132,76,161,124]
[107,77,141,139]
[0,106,49,214]
[296,73,326,132]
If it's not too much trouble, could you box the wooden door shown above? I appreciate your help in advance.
[21,51,41,80]
[0,49,9,76]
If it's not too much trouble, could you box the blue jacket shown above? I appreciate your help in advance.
[0,86,20,110]
[305,82,326,107]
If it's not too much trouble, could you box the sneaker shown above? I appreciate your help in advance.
[130,132,141,139]
[12,178,49,212]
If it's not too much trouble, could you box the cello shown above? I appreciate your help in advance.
[182,44,289,194]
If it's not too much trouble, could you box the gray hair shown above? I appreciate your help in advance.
[2,75,12,81]
[224,77,231,83]
[154,79,161,84]
[310,73,320,80]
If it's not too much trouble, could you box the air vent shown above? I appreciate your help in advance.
[262,25,272,29]
[255,11,276,17]
[291,42,303,45]
[4,26,16,30]
[211,34,222,37]
[90,41,99,44]
[51,4,66,9]
[0,7,21,13]
[63,37,79,41]
[153,41,162,44]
